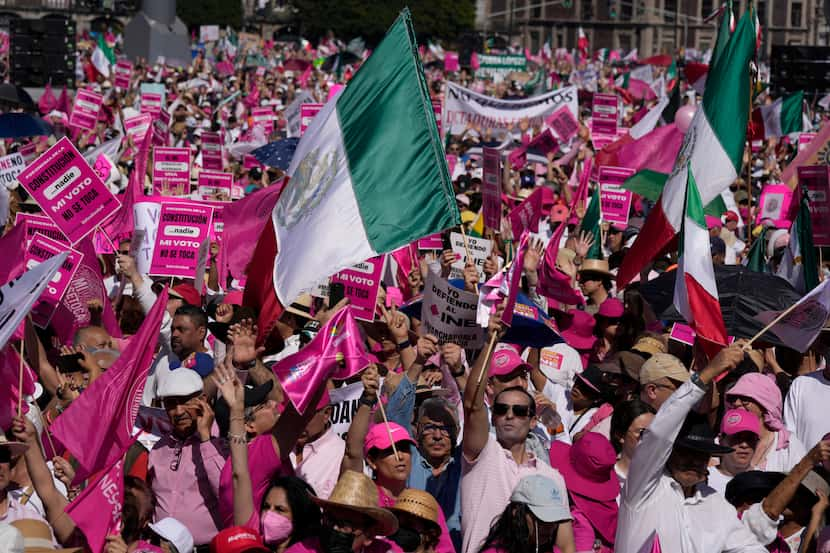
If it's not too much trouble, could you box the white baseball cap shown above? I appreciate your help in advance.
[149,518,194,553]
[156,367,203,399]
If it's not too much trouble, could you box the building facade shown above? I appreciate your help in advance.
[477,0,827,58]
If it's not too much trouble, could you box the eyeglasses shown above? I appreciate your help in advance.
[420,423,450,436]
[492,402,533,418]
[170,444,183,472]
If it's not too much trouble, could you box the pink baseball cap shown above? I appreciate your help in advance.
[720,409,761,437]
[488,347,532,378]
[705,215,723,229]
[363,422,416,457]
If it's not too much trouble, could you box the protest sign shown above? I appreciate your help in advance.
[756,184,793,227]
[598,166,634,226]
[197,171,233,201]
[798,165,830,246]
[16,212,67,246]
[152,115,169,147]
[133,201,159,275]
[201,131,223,170]
[482,147,502,229]
[509,187,543,239]
[473,53,527,79]
[149,203,213,287]
[444,82,578,135]
[69,89,103,131]
[669,322,696,346]
[330,255,385,321]
[417,233,443,250]
[92,154,115,187]
[591,93,619,138]
[798,132,816,151]
[449,232,492,281]
[545,105,580,142]
[0,153,24,189]
[140,92,163,118]
[201,200,226,242]
[113,59,132,89]
[24,233,83,327]
[17,137,120,245]
[432,101,443,136]
[252,106,275,134]
[199,25,220,42]
[329,381,364,440]
[124,113,152,143]
[152,147,190,196]
[300,103,323,135]
[444,51,460,72]
[421,270,484,349]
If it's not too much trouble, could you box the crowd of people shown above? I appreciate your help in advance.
[0,12,829,553]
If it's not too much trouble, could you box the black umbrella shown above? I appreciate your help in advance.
[0,83,35,110]
[639,265,802,347]
[252,137,299,170]
[0,113,53,138]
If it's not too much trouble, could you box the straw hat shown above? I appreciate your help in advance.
[10,520,82,553]
[0,435,28,458]
[578,259,614,279]
[283,293,313,319]
[389,489,441,534]
[312,471,399,536]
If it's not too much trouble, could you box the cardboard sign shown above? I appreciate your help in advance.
[0,152,25,189]
[16,212,68,246]
[197,171,233,201]
[149,203,213,285]
[17,137,121,245]
[421,270,485,348]
[25,233,83,327]
[598,166,635,226]
[417,233,443,250]
[546,105,580,142]
[449,232,492,282]
[798,165,830,246]
[432,101,443,137]
[756,184,793,227]
[201,131,223,171]
[330,255,384,321]
[124,113,152,143]
[482,147,502,230]
[328,381,365,440]
[141,92,163,118]
[114,60,132,90]
[153,147,191,196]
[300,103,323,135]
[509,187,543,239]
[251,106,275,135]
[69,89,103,131]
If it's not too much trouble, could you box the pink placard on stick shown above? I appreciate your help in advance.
[444,51,460,72]
[669,323,696,346]
[124,113,152,143]
[25,233,83,327]
[330,255,385,322]
[15,212,68,246]
[798,165,830,246]
[482,147,502,230]
[149,202,214,280]
[197,171,233,201]
[546,106,580,142]
[201,131,223,171]
[141,92,163,118]
[300,103,323,135]
[598,166,634,226]
[69,89,103,131]
[798,133,816,152]
[114,60,132,90]
[153,147,191,196]
[509,187,543,239]
[251,106,275,134]
[17,137,121,245]
[755,184,793,228]
[591,93,618,137]
[417,233,443,250]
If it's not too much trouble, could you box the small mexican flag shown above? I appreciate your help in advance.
[750,91,804,140]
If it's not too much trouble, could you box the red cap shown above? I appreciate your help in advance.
[211,527,269,553]
[170,283,201,307]
[724,210,739,223]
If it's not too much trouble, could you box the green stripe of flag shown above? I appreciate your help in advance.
[623,169,727,217]
[780,91,804,135]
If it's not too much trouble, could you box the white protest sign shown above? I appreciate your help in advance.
[449,232,492,282]
[132,201,161,275]
[421,270,484,349]
[0,153,24,189]
[328,381,364,440]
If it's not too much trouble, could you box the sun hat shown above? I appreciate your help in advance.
[705,215,723,229]
[210,527,269,553]
[283,293,314,319]
[549,433,620,501]
[10,520,82,553]
[726,372,790,448]
[597,298,624,318]
[488,347,532,378]
[156,366,204,399]
[0,434,28,458]
[575,364,605,395]
[639,353,689,385]
[560,309,597,351]
[363,422,417,458]
[632,335,667,357]
[675,417,733,455]
[312,471,399,537]
[149,518,194,553]
[577,259,614,279]
[389,489,441,534]
[509,474,572,523]
[720,409,761,437]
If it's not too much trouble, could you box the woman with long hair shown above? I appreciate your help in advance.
[609,399,655,487]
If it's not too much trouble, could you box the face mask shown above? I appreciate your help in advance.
[321,528,354,553]
[262,511,293,544]
[389,527,422,552]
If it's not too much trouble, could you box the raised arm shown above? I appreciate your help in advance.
[340,365,379,475]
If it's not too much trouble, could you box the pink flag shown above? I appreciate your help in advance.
[217,181,284,289]
[470,52,479,70]
[38,83,57,115]
[444,52,460,72]
[537,217,585,306]
[509,187,543,239]
[508,146,527,170]
[65,457,125,553]
[390,243,419,301]
[50,287,168,483]
[596,124,683,176]
[0,222,27,284]
[273,306,373,414]
[0,346,36,431]
[527,129,559,155]
[572,157,593,213]
[298,65,312,88]
[56,86,71,115]
[500,231,529,327]
[650,534,662,553]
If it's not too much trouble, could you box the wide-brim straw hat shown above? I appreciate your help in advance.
[577,258,615,279]
[388,488,441,534]
[0,434,28,458]
[311,471,399,537]
[11,519,82,553]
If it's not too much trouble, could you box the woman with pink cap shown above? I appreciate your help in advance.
[726,373,807,472]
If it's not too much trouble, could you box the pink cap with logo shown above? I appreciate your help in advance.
[488,347,532,378]
[720,409,761,437]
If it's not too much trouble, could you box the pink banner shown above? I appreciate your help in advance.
[65,459,124,553]
[114,59,132,89]
[598,166,634,226]
[669,322,696,346]
[141,92,163,118]
[197,171,233,201]
[482,147,502,230]
[756,184,793,228]
[69,89,103,131]
[15,212,68,246]
[330,255,385,321]
[17,137,121,245]
[124,113,152,143]
[25,233,83,327]
[432,101,443,136]
[251,106,275,134]
[153,147,190,196]
[591,93,618,145]
[300,103,323,135]
[417,233,443,250]
[509,187,543,239]
[149,203,213,279]
[201,131,224,171]
[798,165,830,246]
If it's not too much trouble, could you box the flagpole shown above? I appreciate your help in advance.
[17,339,25,417]
[742,299,802,349]
[476,331,500,387]
[745,142,752,249]
[374,388,400,461]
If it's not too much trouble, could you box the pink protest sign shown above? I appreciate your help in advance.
[201,200,226,242]
[16,212,68,246]
[330,255,385,321]
[598,166,634,226]
[482,147,502,230]
[141,92,163,118]
[197,171,233,201]
[114,60,132,90]
[591,93,618,137]
[201,131,223,171]
[669,322,696,346]
[546,106,580,142]
[92,154,114,185]
[756,184,793,228]
[17,137,121,245]
[153,147,191,196]
[25,233,83,327]
[300,103,323,135]
[252,106,275,134]
[798,133,816,152]
[444,52,460,72]
[798,165,830,246]
[527,129,559,155]
[69,89,103,131]
[432,101,443,136]
[149,202,214,280]
[417,233,443,250]
[152,116,169,147]
[509,187,543,239]
[124,113,152,143]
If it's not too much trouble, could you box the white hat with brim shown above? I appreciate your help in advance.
[156,367,204,399]
[149,518,194,553]
[510,474,572,523]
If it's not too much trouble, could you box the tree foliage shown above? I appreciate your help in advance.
[177,0,243,29]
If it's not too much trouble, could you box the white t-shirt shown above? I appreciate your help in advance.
[706,467,734,497]
[538,342,583,390]
[757,432,807,472]
[784,370,830,448]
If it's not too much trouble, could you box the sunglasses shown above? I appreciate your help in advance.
[420,423,450,436]
[375,441,412,458]
[492,402,533,418]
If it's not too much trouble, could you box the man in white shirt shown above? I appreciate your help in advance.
[616,342,767,553]
[784,365,830,449]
